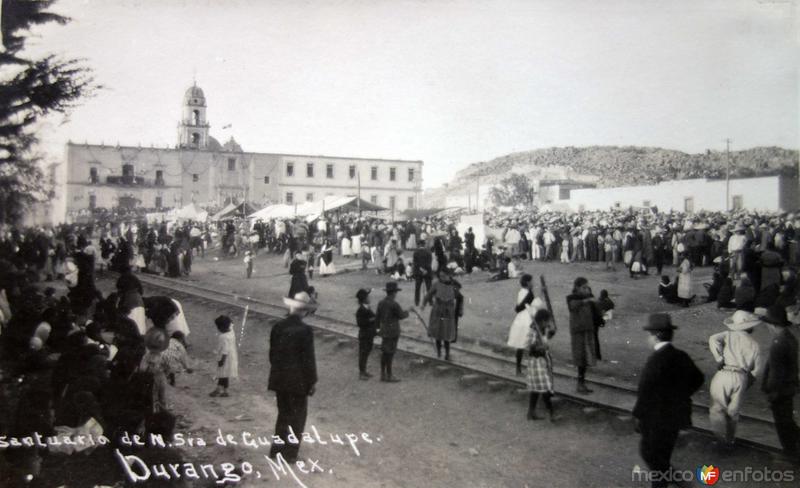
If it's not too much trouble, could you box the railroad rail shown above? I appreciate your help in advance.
[133,272,781,453]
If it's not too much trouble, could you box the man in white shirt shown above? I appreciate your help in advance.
[708,310,761,448]
[505,226,521,257]
[727,224,748,278]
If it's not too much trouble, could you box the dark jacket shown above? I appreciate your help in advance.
[566,294,595,334]
[268,314,317,395]
[762,328,799,401]
[376,297,408,339]
[356,305,377,339]
[288,259,309,297]
[412,248,433,277]
[633,343,704,431]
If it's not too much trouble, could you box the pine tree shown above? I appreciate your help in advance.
[0,0,97,223]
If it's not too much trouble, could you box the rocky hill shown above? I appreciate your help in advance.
[424,146,798,207]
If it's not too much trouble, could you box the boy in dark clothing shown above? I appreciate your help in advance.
[355,288,377,380]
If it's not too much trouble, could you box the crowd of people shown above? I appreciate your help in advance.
[1,203,800,484]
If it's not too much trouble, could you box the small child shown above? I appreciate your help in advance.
[244,250,254,278]
[210,315,238,397]
[162,331,193,386]
[598,289,615,321]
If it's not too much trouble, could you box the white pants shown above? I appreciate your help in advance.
[709,369,748,443]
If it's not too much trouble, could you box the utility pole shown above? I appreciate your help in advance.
[476,172,480,214]
[357,171,362,216]
[725,138,732,211]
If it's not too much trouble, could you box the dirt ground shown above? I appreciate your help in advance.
[181,249,797,421]
[29,285,790,488]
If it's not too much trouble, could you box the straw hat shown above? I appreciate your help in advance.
[282,291,318,311]
[723,310,762,331]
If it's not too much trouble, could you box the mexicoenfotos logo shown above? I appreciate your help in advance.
[696,465,720,485]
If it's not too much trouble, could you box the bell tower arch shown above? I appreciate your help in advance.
[178,82,210,149]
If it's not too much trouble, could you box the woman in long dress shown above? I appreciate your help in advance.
[351,230,362,256]
[319,239,337,276]
[507,274,545,375]
[341,230,352,258]
[677,254,694,306]
[422,270,461,360]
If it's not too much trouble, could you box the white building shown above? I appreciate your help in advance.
[61,83,423,222]
[566,176,797,213]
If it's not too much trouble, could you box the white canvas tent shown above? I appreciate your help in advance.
[174,203,207,220]
[248,196,385,221]
[210,203,236,221]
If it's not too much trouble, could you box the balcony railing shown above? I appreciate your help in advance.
[105,175,166,187]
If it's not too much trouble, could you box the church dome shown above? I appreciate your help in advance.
[207,136,223,152]
[184,84,206,106]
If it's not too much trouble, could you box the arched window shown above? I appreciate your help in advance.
[191,133,200,145]
[192,110,200,125]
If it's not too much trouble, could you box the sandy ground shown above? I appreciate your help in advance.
[4,273,794,487]
[41,287,795,487]
[180,249,798,421]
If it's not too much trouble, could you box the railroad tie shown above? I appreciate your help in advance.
[433,365,455,376]
[610,415,635,435]
[335,338,354,349]
[318,333,337,342]
[486,380,510,392]
[582,406,600,417]
[408,359,428,370]
[458,374,485,388]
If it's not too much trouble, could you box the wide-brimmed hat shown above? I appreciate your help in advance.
[355,288,371,302]
[283,291,318,311]
[760,304,789,326]
[644,313,677,331]
[733,223,746,232]
[144,328,169,352]
[384,281,402,293]
[723,310,762,331]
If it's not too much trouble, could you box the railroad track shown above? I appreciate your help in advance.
[132,272,781,453]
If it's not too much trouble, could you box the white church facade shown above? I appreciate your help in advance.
[61,84,423,222]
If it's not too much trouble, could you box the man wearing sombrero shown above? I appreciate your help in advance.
[268,291,318,463]
[707,310,762,449]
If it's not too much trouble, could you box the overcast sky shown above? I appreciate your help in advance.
[27,0,799,188]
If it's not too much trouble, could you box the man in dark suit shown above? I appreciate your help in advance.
[633,313,704,488]
[268,291,318,463]
[412,244,433,306]
[376,282,409,382]
[464,227,476,273]
[761,304,800,461]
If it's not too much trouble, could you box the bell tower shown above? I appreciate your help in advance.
[178,82,210,149]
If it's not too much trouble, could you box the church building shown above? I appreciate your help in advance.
[61,84,423,221]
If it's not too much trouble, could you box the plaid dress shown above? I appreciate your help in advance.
[526,324,554,393]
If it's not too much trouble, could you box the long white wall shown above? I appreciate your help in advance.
[567,176,790,212]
